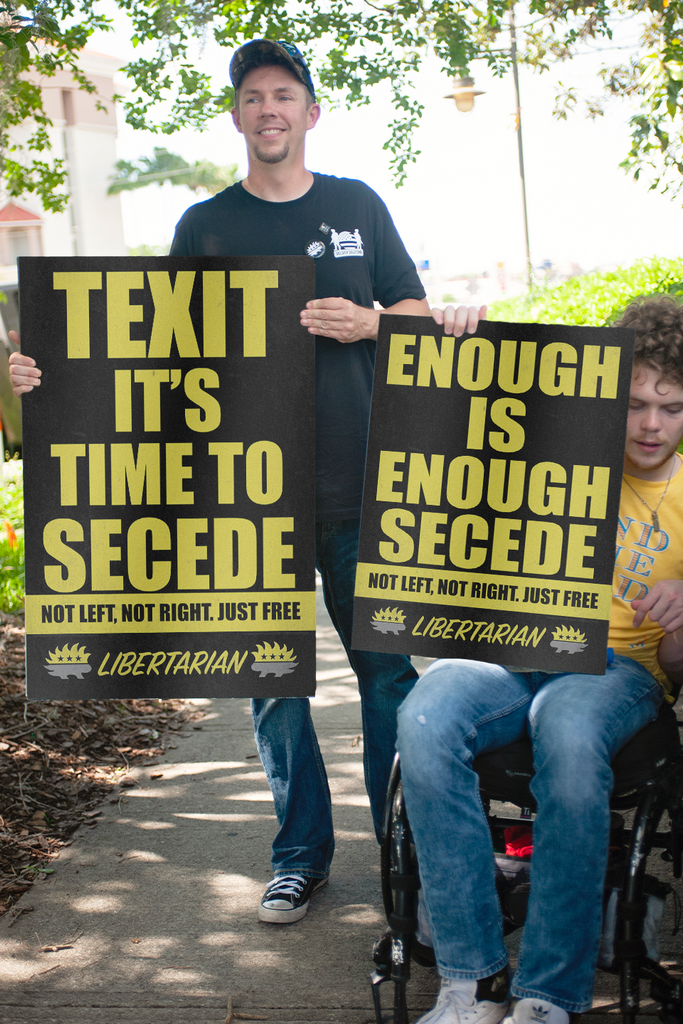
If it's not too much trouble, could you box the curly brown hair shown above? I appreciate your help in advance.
[613,295,683,387]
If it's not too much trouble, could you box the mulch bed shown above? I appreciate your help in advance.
[0,612,204,916]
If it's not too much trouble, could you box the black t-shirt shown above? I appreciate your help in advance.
[170,173,426,520]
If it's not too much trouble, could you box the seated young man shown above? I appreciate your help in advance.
[397,296,683,1024]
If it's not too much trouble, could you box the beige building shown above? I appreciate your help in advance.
[1,49,127,273]
[0,51,127,453]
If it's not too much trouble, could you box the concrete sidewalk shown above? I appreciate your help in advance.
[0,582,680,1023]
[0,582,439,1023]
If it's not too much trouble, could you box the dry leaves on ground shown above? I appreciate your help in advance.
[0,612,204,915]
[225,995,268,1022]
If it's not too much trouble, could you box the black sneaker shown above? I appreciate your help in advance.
[258,873,328,923]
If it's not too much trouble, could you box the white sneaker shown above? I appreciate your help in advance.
[503,998,570,1024]
[258,874,328,923]
[416,977,510,1024]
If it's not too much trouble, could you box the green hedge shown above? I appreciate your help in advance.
[489,257,683,327]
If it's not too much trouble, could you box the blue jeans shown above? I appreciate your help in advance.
[252,519,418,877]
[397,656,663,1014]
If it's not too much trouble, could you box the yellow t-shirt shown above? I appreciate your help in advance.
[610,462,683,688]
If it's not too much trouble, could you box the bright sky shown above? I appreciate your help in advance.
[95,14,683,289]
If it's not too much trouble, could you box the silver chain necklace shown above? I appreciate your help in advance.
[622,454,677,533]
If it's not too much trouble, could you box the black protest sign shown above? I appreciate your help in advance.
[352,315,634,674]
[20,256,316,698]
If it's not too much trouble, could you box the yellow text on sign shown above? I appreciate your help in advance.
[52,269,279,360]
[26,591,316,633]
[50,441,285,505]
[386,334,621,399]
[354,562,611,619]
[41,516,297,593]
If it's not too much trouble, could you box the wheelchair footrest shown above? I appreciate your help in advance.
[621,957,683,1024]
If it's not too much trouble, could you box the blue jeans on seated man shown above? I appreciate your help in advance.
[251,518,418,879]
[397,656,663,1015]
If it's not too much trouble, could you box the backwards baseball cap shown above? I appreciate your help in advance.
[230,39,316,100]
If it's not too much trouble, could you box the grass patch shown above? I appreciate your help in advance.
[0,461,24,614]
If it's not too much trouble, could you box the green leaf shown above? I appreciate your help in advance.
[6,0,683,200]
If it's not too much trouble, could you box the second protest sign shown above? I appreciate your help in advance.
[352,315,634,674]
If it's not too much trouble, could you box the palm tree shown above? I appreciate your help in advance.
[108,148,239,196]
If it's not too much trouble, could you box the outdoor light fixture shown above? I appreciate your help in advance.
[444,76,484,113]
[442,5,532,289]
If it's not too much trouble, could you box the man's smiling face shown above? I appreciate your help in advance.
[232,64,320,166]
[624,362,683,480]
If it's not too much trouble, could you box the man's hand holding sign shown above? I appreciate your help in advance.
[8,332,39,393]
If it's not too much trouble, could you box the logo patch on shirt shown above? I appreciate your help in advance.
[330,227,364,258]
[305,240,326,259]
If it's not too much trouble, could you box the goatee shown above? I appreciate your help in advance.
[254,143,290,164]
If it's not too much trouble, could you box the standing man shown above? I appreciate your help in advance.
[10,39,481,923]
[396,295,683,1024]
[203,39,428,925]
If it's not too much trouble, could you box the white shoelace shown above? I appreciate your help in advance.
[265,874,306,897]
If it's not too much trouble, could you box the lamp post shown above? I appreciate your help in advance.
[444,5,533,290]
[509,4,532,290]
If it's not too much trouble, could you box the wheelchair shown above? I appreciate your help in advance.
[370,696,683,1024]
